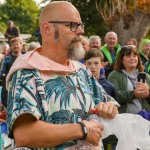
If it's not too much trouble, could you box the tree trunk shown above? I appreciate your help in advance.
[111,11,150,50]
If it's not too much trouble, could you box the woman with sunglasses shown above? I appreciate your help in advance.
[108,45,150,114]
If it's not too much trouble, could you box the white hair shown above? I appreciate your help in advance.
[28,42,40,51]
[89,35,101,44]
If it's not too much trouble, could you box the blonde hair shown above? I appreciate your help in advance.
[9,37,22,46]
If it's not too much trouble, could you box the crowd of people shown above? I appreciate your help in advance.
[0,21,41,149]
[0,1,150,150]
[79,33,150,149]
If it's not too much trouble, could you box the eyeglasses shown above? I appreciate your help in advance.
[48,21,85,32]
[120,45,138,56]
[121,45,137,51]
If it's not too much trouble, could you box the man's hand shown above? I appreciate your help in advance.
[82,120,104,146]
[95,102,118,119]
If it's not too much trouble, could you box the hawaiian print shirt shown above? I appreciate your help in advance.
[6,50,116,150]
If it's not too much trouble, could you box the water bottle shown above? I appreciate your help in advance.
[75,140,92,150]
[88,109,104,150]
[75,109,104,150]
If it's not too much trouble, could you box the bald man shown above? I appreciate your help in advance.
[101,31,121,78]
[6,2,119,149]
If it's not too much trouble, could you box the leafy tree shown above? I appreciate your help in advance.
[147,30,150,39]
[96,0,150,48]
[69,0,106,37]
[0,0,40,34]
[29,0,150,46]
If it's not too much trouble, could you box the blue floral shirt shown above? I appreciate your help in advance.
[7,62,115,150]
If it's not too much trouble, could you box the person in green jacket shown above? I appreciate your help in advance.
[108,45,150,114]
[144,62,150,74]
[139,38,150,65]
[101,32,121,78]
[144,53,150,75]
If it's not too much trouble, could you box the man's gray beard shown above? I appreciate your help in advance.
[67,36,85,61]
[68,43,85,61]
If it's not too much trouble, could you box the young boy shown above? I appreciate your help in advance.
[84,48,116,99]
[84,48,117,150]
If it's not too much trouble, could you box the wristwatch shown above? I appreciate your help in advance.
[77,121,88,140]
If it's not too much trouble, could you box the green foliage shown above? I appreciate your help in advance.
[49,0,106,38]
[0,0,40,34]
[146,29,150,39]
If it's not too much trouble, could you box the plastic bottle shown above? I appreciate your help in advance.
[75,109,104,150]
[75,140,92,150]
[88,109,104,150]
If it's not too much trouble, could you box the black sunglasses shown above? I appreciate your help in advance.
[121,45,136,49]
[120,45,138,56]
[48,21,85,32]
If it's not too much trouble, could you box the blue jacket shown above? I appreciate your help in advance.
[0,54,17,108]
[97,76,116,100]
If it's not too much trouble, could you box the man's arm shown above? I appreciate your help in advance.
[4,29,9,38]
[13,114,82,148]
[13,26,20,37]
[13,114,103,148]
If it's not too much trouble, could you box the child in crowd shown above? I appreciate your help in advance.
[84,48,116,99]
[84,48,117,150]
